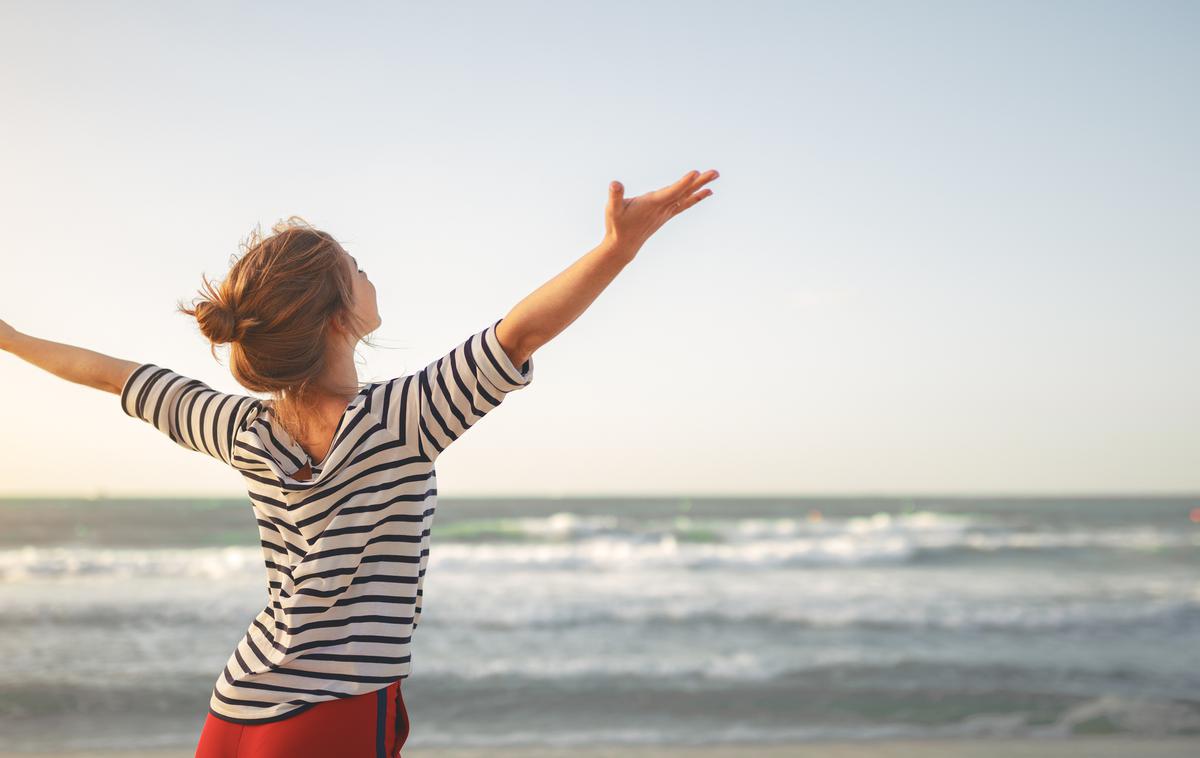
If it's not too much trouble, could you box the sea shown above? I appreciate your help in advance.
[0,495,1197,751]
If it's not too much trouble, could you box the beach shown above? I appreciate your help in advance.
[2,496,1197,753]
[0,737,1198,757]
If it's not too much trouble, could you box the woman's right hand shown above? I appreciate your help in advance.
[603,169,719,255]
[0,318,19,352]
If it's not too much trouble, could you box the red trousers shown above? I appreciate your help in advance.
[194,679,409,758]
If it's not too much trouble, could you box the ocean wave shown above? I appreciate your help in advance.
[0,545,265,582]
[452,597,1200,635]
[2,510,1196,580]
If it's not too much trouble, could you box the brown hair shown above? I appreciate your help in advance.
[176,216,378,444]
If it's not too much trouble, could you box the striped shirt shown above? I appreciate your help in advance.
[119,318,533,724]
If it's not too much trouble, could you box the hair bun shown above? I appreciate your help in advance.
[196,299,245,344]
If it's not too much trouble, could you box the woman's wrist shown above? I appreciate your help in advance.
[0,323,22,353]
[599,234,641,264]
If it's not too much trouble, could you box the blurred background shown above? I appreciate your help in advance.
[1,0,1197,755]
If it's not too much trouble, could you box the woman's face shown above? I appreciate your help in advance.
[343,248,381,338]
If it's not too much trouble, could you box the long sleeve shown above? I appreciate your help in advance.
[119,363,259,467]
[376,318,534,463]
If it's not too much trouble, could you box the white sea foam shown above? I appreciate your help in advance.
[2,509,1195,580]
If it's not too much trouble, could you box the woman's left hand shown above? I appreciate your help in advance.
[603,169,719,255]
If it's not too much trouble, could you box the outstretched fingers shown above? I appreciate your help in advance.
[658,168,719,204]
[659,169,700,197]
[667,169,719,216]
[652,170,696,200]
[668,187,713,217]
[684,168,720,195]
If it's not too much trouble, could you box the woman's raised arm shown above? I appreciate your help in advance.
[0,319,139,394]
[498,169,718,359]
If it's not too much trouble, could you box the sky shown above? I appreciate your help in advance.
[0,0,1196,498]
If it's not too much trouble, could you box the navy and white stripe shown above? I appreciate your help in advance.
[417,316,535,460]
[120,364,260,465]
[120,318,533,723]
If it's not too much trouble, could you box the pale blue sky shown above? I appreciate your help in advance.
[1,0,1196,497]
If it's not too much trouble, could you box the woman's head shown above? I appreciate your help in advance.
[177,216,381,437]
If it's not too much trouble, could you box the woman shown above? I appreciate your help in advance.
[0,169,717,757]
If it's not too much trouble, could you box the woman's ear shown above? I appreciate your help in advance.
[326,313,348,340]
[329,309,361,342]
